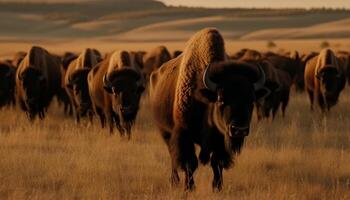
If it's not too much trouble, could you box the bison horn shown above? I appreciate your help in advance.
[103,74,112,89]
[253,64,266,91]
[203,65,217,91]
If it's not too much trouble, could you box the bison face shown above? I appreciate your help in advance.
[317,67,342,105]
[103,69,145,121]
[0,67,15,108]
[67,69,91,116]
[201,61,270,139]
[19,68,46,113]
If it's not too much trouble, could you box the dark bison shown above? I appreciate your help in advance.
[305,49,346,112]
[239,51,281,120]
[0,61,16,108]
[264,51,302,117]
[88,51,145,138]
[16,46,62,120]
[64,48,101,123]
[57,52,78,116]
[150,29,268,191]
[336,51,350,85]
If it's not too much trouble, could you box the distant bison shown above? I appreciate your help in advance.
[64,48,101,123]
[142,46,171,82]
[336,51,350,85]
[305,49,346,112]
[150,29,268,191]
[88,51,145,138]
[16,46,62,120]
[0,61,16,108]
[264,52,301,117]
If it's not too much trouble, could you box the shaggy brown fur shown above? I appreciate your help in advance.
[88,50,145,138]
[305,49,346,112]
[64,48,102,123]
[16,46,62,120]
[151,28,268,191]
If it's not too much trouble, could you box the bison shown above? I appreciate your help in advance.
[88,50,145,138]
[142,46,171,82]
[16,46,62,120]
[336,51,350,85]
[263,52,301,117]
[305,49,346,112]
[0,61,16,108]
[64,48,101,123]
[150,29,269,191]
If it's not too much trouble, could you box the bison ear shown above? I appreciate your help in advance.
[199,89,217,102]
[255,87,271,100]
[103,85,113,94]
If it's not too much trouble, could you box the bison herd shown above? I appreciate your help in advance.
[0,28,349,191]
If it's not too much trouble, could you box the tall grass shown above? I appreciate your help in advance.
[0,89,349,199]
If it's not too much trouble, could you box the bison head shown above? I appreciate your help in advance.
[18,67,47,119]
[316,67,343,107]
[0,64,15,108]
[200,61,270,140]
[103,68,145,122]
[67,68,92,116]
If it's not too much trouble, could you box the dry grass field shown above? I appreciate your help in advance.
[0,88,350,199]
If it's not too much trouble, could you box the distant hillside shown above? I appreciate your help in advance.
[0,1,349,41]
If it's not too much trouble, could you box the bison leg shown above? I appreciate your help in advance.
[160,130,180,186]
[211,153,223,192]
[107,113,114,135]
[307,89,314,111]
[114,114,125,137]
[95,107,106,128]
[38,110,45,120]
[317,95,326,113]
[281,90,290,117]
[174,128,198,191]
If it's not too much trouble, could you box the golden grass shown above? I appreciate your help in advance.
[0,88,350,199]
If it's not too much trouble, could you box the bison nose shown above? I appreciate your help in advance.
[228,124,250,138]
[120,106,133,115]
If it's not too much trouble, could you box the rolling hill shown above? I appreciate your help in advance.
[0,0,349,41]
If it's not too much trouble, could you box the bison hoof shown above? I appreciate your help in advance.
[212,179,223,192]
[185,183,195,192]
[170,173,180,187]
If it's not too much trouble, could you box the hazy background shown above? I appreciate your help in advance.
[0,0,349,8]
[160,0,350,9]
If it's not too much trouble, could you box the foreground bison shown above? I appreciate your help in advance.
[305,49,346,112]
[64,48,101,123]
[16,46,62,120]
[88,51,145,137]
[150,29,268,191]
[0,61,16,108]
